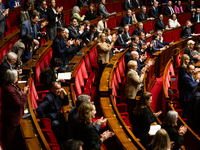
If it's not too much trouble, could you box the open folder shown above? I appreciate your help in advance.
[148,125,161,136]
[58,72,72,80]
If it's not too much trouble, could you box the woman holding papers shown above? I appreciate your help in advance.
[132,92,162,147]
[40,58,65,85]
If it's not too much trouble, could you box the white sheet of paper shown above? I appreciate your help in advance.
[58,72,72,80]
[148,125,161,136]
[18,81,27,83]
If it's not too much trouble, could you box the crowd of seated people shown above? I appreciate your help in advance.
[1,0,200,149]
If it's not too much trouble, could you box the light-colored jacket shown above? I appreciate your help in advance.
[72,13,85,26]
[125,69,144,99]
[167,18,180,28]
[97,42,112,64]
[97,20,107,33]
[132,14,138,24]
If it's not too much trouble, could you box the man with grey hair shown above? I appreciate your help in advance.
[132,22,151,37]
[136,6,154,22]
[0,52,18,86]
[98,0,116,17]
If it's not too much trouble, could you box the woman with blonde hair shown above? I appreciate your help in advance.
[72,6,85,26]
[184,40,198,61]
[146,129,171,150]
[97,32,118,79]
[162,110,187,150]
[77,101,114,150]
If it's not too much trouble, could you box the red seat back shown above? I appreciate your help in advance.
[163,32,172,43]
[30,78,39,110]
[107,16,117,29]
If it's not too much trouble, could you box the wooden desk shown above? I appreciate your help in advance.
[25,138,42,150]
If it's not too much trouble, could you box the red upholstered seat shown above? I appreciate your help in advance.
[92,116,107,129]
[30,78,39,111]
[39,118,52,130]
[122,116,132,131]
[89,47,99,71]
[64,13,71,26]
[41,129,59,145]
[195,23,200,34]
[144,21,155,33]
[116,14,123,26]
[0,47,8,64]
[163,31,172,43]
[163,17,170,26]
[62,0,70,10]
[129,26,136,35]
[68,0,76,8]
[80,7,88,16]
[171,29,181,42]
[118,58,125,79]
[113,1,123,13]
[107,16,117,29]
[105,3,113,13]
[178,13,192,26]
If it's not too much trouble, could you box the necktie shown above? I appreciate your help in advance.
[155,8,157,13]
[128,17,130,24]
[120,36,124,43]
[142,13,144,19]
[197,14,200,23]
[188,28,191,37]
[104,23,106,28]
[127,32,130,38]
[91,33,94,41]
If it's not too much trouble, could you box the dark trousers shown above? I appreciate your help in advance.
[1,124,21,150]
[126,98,136,120]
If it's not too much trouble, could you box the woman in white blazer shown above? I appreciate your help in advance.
[166,13,181,29]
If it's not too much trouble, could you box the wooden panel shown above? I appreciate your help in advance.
[25,138,42,150]
[20,119,36,139]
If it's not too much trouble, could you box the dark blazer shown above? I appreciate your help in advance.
[36,6,47,19]
[132,27,147,36]
[158,39,169,46]
[132,107,156,145]
[115,34,128,48]
[147,0,159,6]
[123,0,133,11]
[78,123,102,150]
[185,4,196,12]
[93,0,101,3]
[163,6,174,15]
[136,11,148,22]
[162,123,184,150]
[124,50,131,74]
[47,7,60,28]
[181,26,191,39]
[184,48,194,61]
[132,0,143,9]
[120,14,132,27]
[1,83,27,126]
[85,10,97,21]
[155,19,166,31]
[178,65,186,92]
[150,40,164,54]
[20,19,41,39]
[5,0,22,8]
[148,7,159,18]
[122,31,131,42]
[191,13,200,23]
[181,72,198,103]
[0,61,12,87]
[40,65,56,85]
[136,59,145,75]
[76,0,91,7]
[67,25,83,40]
[85,30,99,43]
[36,92,69,120]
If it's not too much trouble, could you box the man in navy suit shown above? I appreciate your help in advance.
[155,14,166,31]
[122,24,131,42]
[52,27,80,72]
[120,9,132,27]
[115,27,131,48]
[180,64,200,118]
[5,0,21,8]
[85,24,99,44]
[150,33,166,54]
[20,13,46,49]
[36,82,69,132]
[36,0,47,19]
[148,1,159,19]
[132,22,151,37]
[163,1,175,15]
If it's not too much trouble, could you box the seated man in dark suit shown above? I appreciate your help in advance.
[85,24,99,44]
[136,6,154,22]
[180,64,200,118]
[181,20,193,39]
[36,0,47,19]
[120,9,132,27]
[115,27,131,48]
[185,0,196,12]
[132,22,151,37]
[67,17,85,40]
[150,33,166,54]
[40,58,65,85]
[157,30,173,46]
[148,1,159,19]
[147,0,159,6]
[131,35,142,55]
[36,82,69,135]
[122,24,131,42]
[5,0,21,8]
[132,0,143,9]
[123,0,133,11]
[52,27,80,72]
[191,8,200,23]
[155,14,166,31]
[163,1,175,15]
[0,52,18,87]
